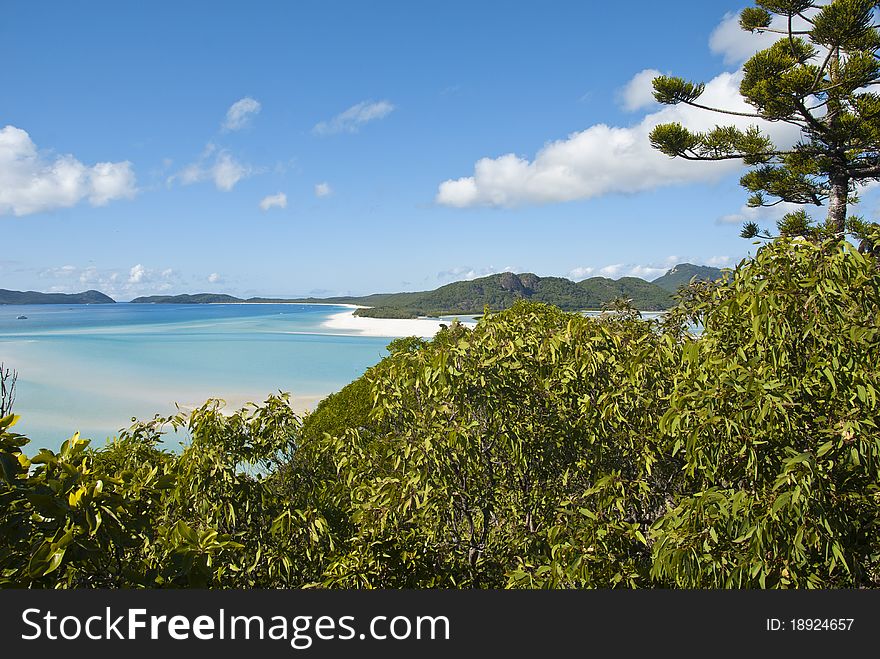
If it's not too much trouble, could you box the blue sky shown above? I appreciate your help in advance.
[3,1,876,300]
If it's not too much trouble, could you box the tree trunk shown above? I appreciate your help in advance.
[826,173,848,236]
[824,46,848,237]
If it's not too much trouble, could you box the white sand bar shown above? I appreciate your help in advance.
[321,309,476,339]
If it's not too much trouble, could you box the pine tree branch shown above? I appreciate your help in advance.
[795,12,816,27]
[814,78,879,96]
[678,99,809,129]
[676,150,793,162]
[809,47,835,94]
[753,27,811,35]
[795,99,830,135]
[678,100,765,119]
[847,163,880,177]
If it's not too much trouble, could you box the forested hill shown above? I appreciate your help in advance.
[130,293,243,304]
[339,263,723,316]
[652,263,725,292]
[0,289,116,305]
[129,263,726,316]
[349,272,676,317]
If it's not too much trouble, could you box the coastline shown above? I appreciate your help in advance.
[124,302,364,308]
[2,302,473,452]
[321,309,475,338]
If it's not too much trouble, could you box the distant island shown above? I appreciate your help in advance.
[129,293,244,304]
[128,263,725,318]
[2,264,724,315]
[0,289,115,305]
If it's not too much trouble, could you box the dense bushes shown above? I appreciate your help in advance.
[1,238,878,588]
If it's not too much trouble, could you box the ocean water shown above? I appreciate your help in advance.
[0,303,393,453]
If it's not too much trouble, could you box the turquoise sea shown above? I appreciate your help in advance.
[0,303,393,452]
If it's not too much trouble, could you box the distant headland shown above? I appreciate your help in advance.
[0,289,115,305]
[2,263,725,317]
[129,263,725,317]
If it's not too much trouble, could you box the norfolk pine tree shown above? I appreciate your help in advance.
[649,0,880,248]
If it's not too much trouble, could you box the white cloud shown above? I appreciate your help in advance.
[128,264,146,284]
[40,265,78,278]
[619,68,662,112]
[0,125,136,216]
[259,192,287,211]
[569,266,594,279]
[79,266,99,284]
[212,152,247,191]
[709,5,828,65]
[313,100,395,135]
[706,255,734,267]
[436,71,800,208]
[708,11,783,66]
[208,272,222,283]
[436,265,516,283]
[178,163,204,186]
[599,264,625,277]
[88,161,138,205]
[717,200,807,225]
[175,147,252,192]
[38,263,180,299]
[314,182,332,197]
[570,256,692,281]
[434,7,840,210]
[222,97,261,132]
[625,264,669,279]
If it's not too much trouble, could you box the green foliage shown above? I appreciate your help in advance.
[651,77,706,105]
[354,306,419,319]
[849,216,880,257]
[740,6,773,31]
[2,239,878,588]
[386,336,428,355]
[318,304,675,587]
[648,122,700,158]
[0,420,174,587]
[777,208,816,237]
[1,395,327,588]
[651,239,880,587]
[300,377,375,443]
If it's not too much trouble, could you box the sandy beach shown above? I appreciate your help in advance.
[321,308,476,338]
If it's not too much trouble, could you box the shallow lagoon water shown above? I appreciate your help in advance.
[0,303,393,452]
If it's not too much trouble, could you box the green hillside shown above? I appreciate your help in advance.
[351,271,674,317]
[576,276,673,309]
[0,289,116,305]
[652,263,725,292]
[130,293,244,304]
